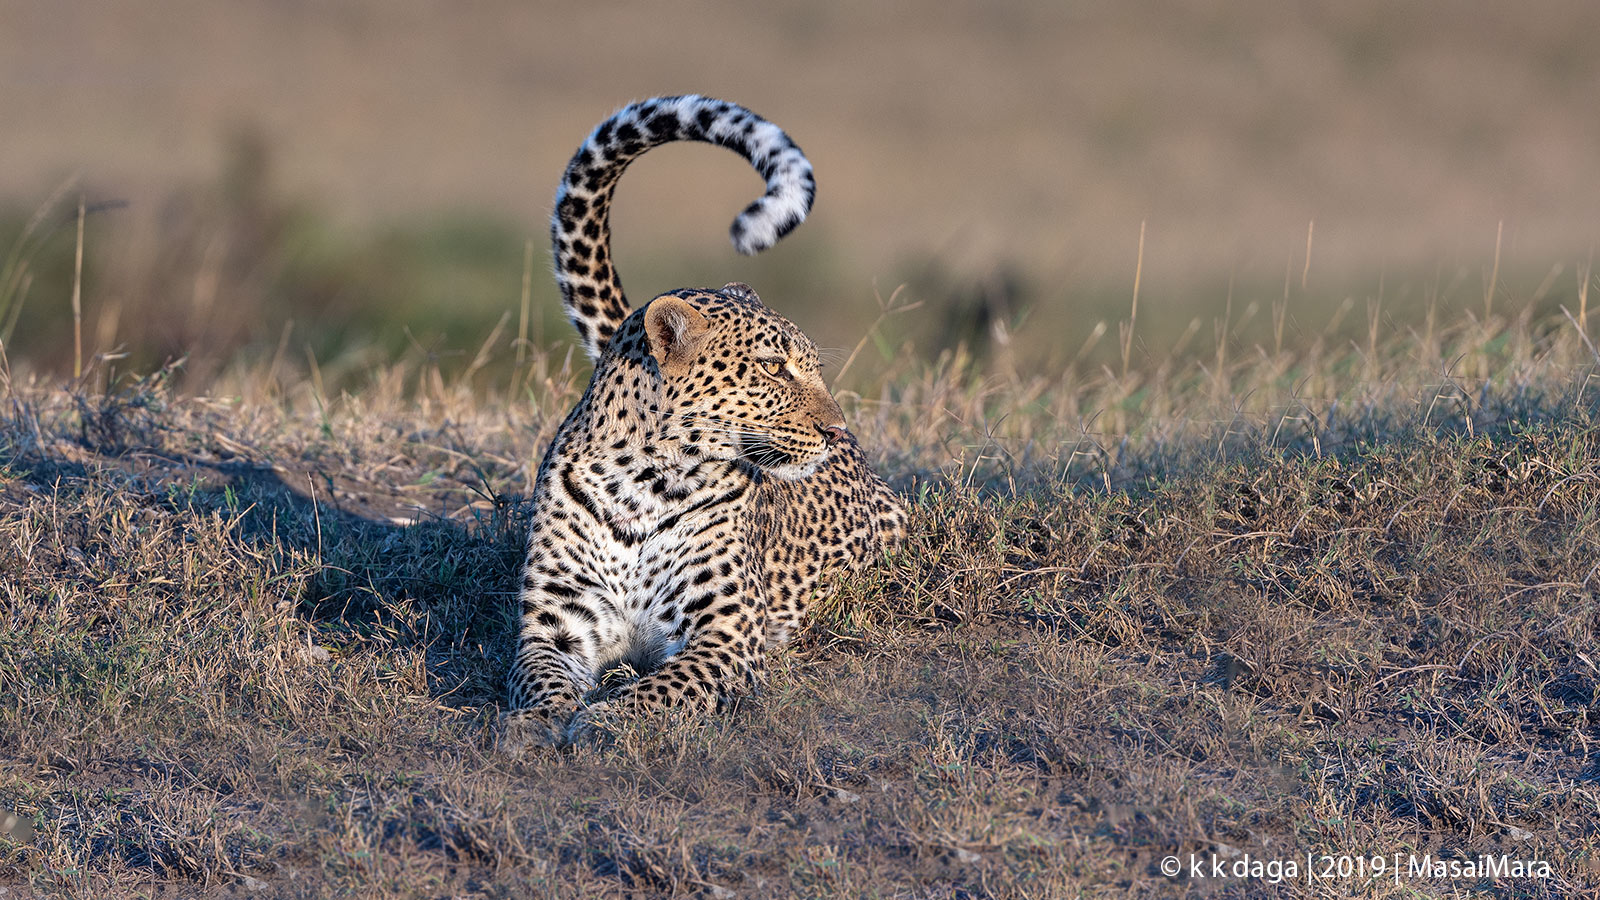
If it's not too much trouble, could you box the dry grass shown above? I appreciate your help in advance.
[2,294,1599,898]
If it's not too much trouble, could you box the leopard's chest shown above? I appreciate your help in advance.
[555,463,757,666]
[552,455,754,601]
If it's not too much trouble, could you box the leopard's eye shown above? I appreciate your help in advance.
[761,360,785,378]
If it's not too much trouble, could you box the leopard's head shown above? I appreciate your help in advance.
[644,283,847,480]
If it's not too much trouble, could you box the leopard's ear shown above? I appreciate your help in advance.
[644,295,709,369]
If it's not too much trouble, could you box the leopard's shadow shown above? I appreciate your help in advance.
[7,445,529,712]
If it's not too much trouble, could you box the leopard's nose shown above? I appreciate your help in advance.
[820,425,849,446]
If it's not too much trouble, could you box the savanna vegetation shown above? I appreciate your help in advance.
[2,177,1598,897]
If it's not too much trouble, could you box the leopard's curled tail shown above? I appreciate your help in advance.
[550,95,816,362]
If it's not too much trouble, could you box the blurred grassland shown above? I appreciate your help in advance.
[3,155,1597,405]
[5,0,1600,388]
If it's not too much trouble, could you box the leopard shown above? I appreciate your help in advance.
[498,95,906,751]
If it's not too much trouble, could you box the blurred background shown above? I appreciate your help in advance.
[4,0,1598,387]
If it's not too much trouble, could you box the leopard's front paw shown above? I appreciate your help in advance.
[495,708,571,756]
[564,700,622,747]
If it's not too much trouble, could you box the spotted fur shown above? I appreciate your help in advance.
[501,98,903,751]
